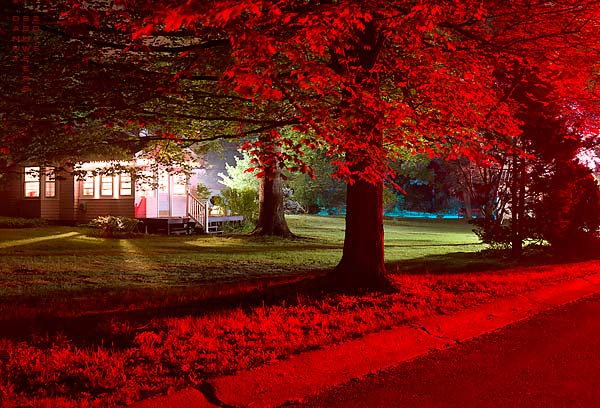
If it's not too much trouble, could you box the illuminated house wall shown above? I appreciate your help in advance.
[0,160,205,223]
[0,166,75,222]
[0,142,241,223]
[73,161,137,223]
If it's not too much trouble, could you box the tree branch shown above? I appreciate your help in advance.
[42,25,230,53]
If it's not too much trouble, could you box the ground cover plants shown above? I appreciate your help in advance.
[0,217,47,229]
[0,215,598,407]
[87,216,141,239]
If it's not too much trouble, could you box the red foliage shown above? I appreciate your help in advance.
[56,0,600,183]
[2,0,593,182]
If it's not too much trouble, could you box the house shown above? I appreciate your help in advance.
[0,151,243,233]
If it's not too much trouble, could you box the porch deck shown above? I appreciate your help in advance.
[137,215,245,235]
[206,215,244,233]
[137,217,196,235]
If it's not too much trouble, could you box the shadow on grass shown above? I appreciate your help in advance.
[387,252,514,275]
[148,234,343,254]
[0,271,334,348]
[388,246,600,275]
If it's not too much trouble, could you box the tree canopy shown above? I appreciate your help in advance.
[5,1,600,176]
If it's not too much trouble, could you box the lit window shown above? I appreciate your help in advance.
[100,175,113,196]
[24,166,40,198]
[82,173,95,197]
[44,167,56,198]
[120,174,132,196]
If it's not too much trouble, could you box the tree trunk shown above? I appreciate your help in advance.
[329,178,392,291]
[462,189,473,220]
[251,163,294,238]
[326,20,391,291]
[511,154,524,257]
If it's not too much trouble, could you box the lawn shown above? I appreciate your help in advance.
[1,215,598,407]
[0,215,484,319]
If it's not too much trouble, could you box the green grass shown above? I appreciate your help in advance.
[0,215,489,322]
[0,216,483,304]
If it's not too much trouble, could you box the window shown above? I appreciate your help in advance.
[24,166,40,198]
[82,173,95,197]
[100,175,113,196]
[44,167,56,198]
[119,174,132,196]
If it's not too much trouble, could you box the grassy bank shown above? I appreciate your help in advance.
[1,215,596,407]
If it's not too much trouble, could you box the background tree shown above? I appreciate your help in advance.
[389,156,461,215]
[469,70,600,255]
[120,0,523,290]
[288,149,347,215]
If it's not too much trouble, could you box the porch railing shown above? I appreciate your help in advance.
[186,192,209,233]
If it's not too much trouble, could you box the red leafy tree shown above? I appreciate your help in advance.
[49,1,600,288]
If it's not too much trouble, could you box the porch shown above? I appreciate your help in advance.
[136,193,244,235]
[136,217,197,235]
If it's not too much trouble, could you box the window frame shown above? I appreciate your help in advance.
[23,166,40,198]
[100,175,114,197]
[119,173,132,196]
[44,167,57,198]
[81,172,95,197]
[171,173,187,196]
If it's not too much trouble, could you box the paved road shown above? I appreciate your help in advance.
[289,293,600,408]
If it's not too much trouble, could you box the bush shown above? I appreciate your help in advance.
[88,216,141,238]
[196,182,212,200]
[514,162,600,258]
[470,218,513,249]
[218,188,259,226]
[221,219,255,234]
[383,187,398,213]
[0,217,47,228]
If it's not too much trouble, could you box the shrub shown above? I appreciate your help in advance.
[218,188,259,226]
[470,218,513,249]
[534,169,600,253]
[0,216,47,228]
[383,187,398,213]
[87,216,141,238]
[196,182,212,200]
[221,218,255,234]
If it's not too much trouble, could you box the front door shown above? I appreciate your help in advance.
[158,171,170,217]
[170,173,187,217]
